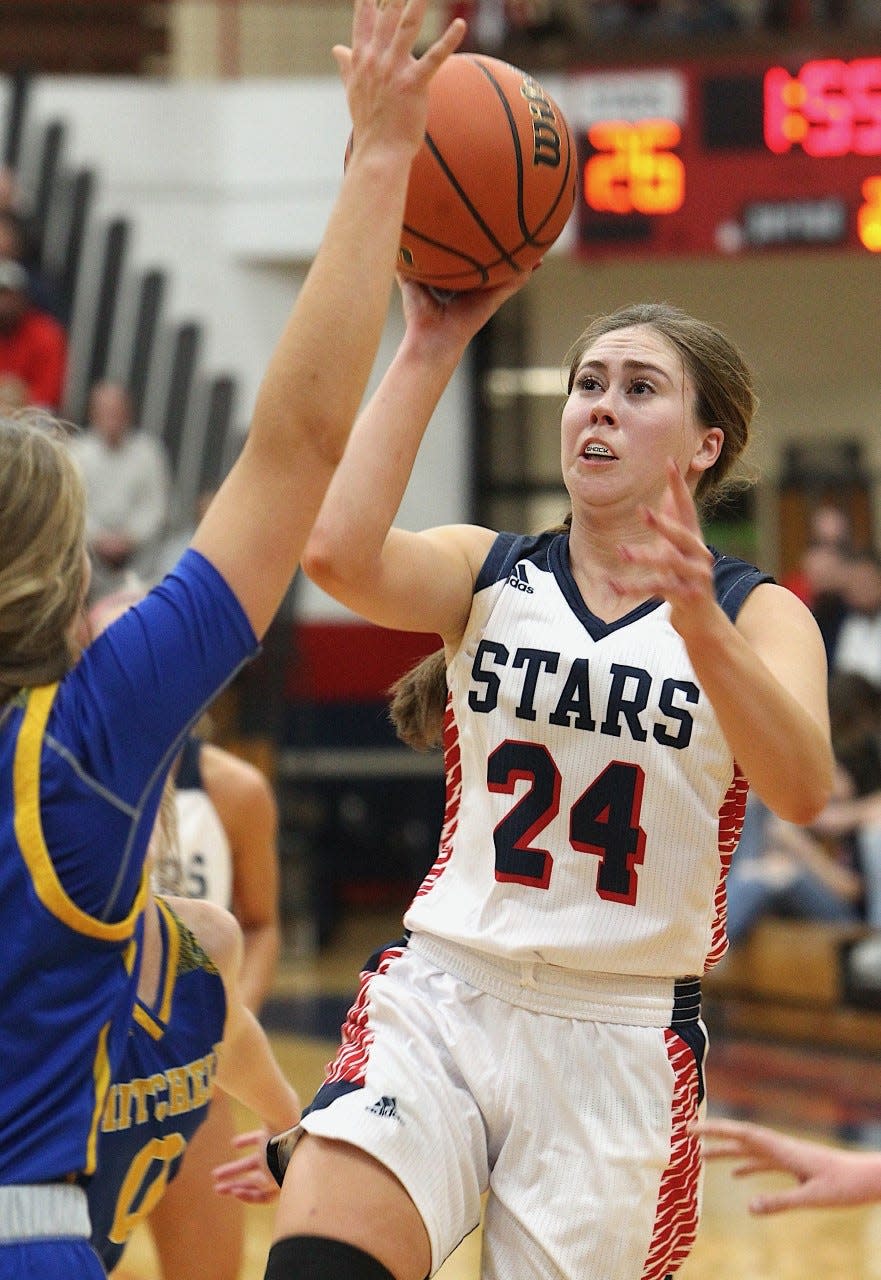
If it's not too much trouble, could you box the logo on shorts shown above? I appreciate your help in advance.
[366,1095,402,1123]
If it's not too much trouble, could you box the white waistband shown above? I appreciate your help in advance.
[408,932,699,1026]
[0,1184,91,1242]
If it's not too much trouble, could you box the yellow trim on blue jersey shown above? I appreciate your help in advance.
[131,900,181,1040]
[132,1001,163,1040]
[86,1020,113,1174]
[154,898,181,1026]
[13,683,148,940]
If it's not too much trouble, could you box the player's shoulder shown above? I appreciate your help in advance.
[475,528,562,591]
[162,895,242,979]
[200,743,276,812]
[710,548,774,623]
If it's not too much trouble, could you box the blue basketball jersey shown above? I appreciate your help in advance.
[87,897,227,1272]
[0,551,255,1191]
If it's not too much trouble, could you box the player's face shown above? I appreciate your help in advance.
[560,325,707,512]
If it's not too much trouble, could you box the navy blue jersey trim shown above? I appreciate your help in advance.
[475,531,772,638]
[175,736,203,790]
[474,531,555,593]
[304,1077,363,1117]
[709,547,774,623]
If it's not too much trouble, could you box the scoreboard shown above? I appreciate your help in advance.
[566,54,881,256]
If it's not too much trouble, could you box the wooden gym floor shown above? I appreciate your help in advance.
[120,906,881,1280]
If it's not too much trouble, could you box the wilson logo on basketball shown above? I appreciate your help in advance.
[521,76,563,169]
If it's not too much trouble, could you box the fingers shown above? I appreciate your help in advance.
[414,12,467,77]
[229,1127,266,1150]
[332,45,353,83]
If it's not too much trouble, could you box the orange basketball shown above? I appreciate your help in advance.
[348,54,576,293]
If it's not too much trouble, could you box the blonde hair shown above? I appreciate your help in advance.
[149,773,184,896]
[0,413,87,699]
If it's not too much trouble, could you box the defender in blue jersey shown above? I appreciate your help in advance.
[87,892,299,1274]
[0,0,467,1270]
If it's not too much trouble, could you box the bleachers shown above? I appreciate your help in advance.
[705,919,881,1053]
[1,71,241,538]
[0,2,169,76]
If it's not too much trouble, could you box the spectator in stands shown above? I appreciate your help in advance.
[70,379,171,600]
[763,0,851,29]
[0,209,67,324]
[779,502,853,662]
[725,771,864,948]
[824,671,881,930]
[0,257,67,411]
[832,548,881,687]
[726,669,881,946]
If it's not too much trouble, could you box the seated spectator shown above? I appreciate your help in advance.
[69,380,171,599]
[727,670,881,946]
[0,257,67,410]
[825,671,881,928]
[783,541,851,664]
[833,548,881,687]
[0,208,68,323]
[725,778,864,948]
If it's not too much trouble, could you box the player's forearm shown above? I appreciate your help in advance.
[680,605,833,823]
[217,1005,301,1134]
[239,923,281,1014]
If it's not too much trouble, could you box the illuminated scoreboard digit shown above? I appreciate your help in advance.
[583,120,684,215]
[764,58,881,157]
[569,55,881,257]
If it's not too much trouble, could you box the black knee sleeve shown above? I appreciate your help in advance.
[264,1236,397,1280]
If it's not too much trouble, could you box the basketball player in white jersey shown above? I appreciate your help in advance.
[261,288,833,1280]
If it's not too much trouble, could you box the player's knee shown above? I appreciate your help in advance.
[264,1235,397,1280]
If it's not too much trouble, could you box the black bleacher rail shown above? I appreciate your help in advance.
[56,167,94,322]
[127,267,166,424]
[3,72,241,538]
[160,320,200,476]
[79,215,130,417]
[2,68,29,169]
[201,374,237,494]
[30,116,63,253]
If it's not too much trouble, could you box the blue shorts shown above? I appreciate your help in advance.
[0,1239,106,1279]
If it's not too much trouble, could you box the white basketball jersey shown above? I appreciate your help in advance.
[175,786,233,910]
[404,531,771,978]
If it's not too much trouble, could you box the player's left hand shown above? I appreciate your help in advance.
[211,1127,280,1204]
[398,266,536,355]
[612,459,716,634]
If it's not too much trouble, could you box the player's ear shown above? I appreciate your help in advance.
[692,427,723,474]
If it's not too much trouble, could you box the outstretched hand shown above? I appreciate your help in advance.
[212,1127,280,1205]
[612,459,716,632]
[333,0,466,160]
[697,1117,881,1214]
[398,267,536,356]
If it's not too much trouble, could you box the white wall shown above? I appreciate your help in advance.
[13,72,881,612]
[16,75,475,618]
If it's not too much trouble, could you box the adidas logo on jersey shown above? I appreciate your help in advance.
[507,563,534,593]
[366,1095,402,1122]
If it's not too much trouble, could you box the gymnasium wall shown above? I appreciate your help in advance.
[11,70,881,615]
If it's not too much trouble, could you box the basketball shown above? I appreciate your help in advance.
[348,54,576,293]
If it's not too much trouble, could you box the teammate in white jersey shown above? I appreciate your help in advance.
[261,293,833,1280]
